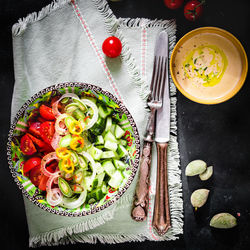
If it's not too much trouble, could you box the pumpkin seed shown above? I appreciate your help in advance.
[210,213,237,229]
[190,189,209,209]
[185,160,207,176]
[199,166,213,181]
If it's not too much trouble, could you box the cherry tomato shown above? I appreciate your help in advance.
[29,165,43,186]
[40,121,55,144]
[39,104,55,120]
[102,36,122,58]
[184,0,203,21]
[164,0,184,9]
[20,134,37,155]
[29,122,42,138]
[23,157,41,173]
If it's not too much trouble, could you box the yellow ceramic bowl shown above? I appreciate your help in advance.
[170,27,248,104]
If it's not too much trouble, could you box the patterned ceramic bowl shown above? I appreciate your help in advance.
[7,82,140,216]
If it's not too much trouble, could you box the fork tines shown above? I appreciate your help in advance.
[149,56,168,107]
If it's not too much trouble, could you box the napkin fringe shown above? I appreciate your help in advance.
[12,0,71,36]
[119,17,177,98]
[29,207,117,247]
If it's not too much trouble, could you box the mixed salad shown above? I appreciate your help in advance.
[16,92,131,209]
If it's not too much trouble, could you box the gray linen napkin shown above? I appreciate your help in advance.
[11,0,183,246]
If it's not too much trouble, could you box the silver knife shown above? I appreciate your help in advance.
[152,31,171,235]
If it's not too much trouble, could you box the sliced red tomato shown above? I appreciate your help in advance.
[40,143,54,153]
[29,122,42,138]
[23,157,41,173]
[29,165,43,186]
[20,134,37,155]
[39,104,55,120]
[40,121,55,144]
[27,133,47,148]
[38,174,49,191]
[37,116,47,123]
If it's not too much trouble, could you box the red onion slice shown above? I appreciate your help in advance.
[52,93,79,118]
[41,152,59,177]
[46,171,62,206]
[55,114,69,135]
[46,188,63,207]
[51,132,62,150]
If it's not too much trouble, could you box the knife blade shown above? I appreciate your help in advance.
[155,31,170,143]
[152,31,172,235]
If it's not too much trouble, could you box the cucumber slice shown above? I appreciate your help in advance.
[97,172,105,187]
[105,116,112,131]
[73,108,85,120]
[85,176,95,191]
[101,150,116,159]
[95,162,104,174]
[87,188,105,202]
[110,124,116,134]
[64,116,76,128]
[95,135,104,145]
[78,155,88,170]
[101,183,108,194]
[90,116,105,135]
[122,170,131,179]
[117,144,128,158]
[115,125,125,139]
[98,105,113,119]
[104,131,118,143]
[92,178,99,190]
[88,145,103,160]
[59,134,72,148]
[104,140,118,151]
[108,171,124,189]
[58,177,73,197]
[113,159,127,170]
[102,161,116,176]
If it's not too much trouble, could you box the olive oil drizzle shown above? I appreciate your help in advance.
[183,45,228,87]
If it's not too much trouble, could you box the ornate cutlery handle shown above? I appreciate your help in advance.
[131,141,152,221]
[152,142,171,235]
[131,108,156,221]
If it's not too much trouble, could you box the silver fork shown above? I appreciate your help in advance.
[131,54,167,221]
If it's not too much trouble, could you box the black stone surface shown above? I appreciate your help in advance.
[1,0,249,249]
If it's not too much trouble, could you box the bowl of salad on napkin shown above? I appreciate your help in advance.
[7,82,140,216]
